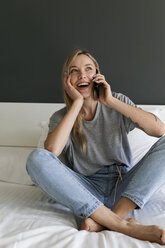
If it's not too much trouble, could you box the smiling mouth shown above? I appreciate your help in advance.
[77,82,90,88]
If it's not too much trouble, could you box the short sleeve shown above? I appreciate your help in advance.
[112,92,140,133]
[48,107,67,133]
[48,107,71,153]
[48,114,58,134]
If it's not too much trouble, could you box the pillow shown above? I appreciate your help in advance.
[128,128,159,166]
[38,108,165,166]
[37,121,49,148]
[128,109,165,166]
[37,122,72,167]
[0,147,35,185]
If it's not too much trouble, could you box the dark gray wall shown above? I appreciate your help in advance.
[1,0,165,104]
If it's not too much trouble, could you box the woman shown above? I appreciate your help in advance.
[26,49,165,244]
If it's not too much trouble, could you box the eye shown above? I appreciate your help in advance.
[69,68,78,74]
[86,66,93,71]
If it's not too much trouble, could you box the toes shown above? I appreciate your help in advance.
[160,230,165,245]
[79,220,89,231]
[80,218,105,232]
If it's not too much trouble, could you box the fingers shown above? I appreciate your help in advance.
[92,74,109,88]
[63,73,83,101]
[92,73,105,82]
[62,73,67,88]
[63,73,72,90]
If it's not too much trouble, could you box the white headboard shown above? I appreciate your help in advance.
[0,103,65,147]
[0,102,165,147]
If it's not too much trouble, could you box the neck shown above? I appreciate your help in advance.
[81,97,98,121]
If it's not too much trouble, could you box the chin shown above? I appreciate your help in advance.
[83,94,94,100]
[79,89,94,100]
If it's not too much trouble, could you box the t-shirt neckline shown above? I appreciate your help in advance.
[83,101,101,124]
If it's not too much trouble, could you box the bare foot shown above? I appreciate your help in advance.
[126,218,140,225]
[125,223,165,245]
[79,218,165,244]
[79,217,105,232]
[79,217,139,233]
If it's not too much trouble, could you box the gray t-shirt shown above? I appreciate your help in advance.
[48,92,138,176]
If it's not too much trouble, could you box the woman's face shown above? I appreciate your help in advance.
[68,54,96,99]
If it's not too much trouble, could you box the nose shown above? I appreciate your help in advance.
[78,71,87,79]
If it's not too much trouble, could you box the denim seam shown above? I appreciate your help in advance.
[121,192,144,208]
[83,201,104,218]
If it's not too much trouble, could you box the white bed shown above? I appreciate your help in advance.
[0,102,165,248]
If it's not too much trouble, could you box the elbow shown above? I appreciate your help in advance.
[154,124,165,138]
[144,126,165,138]
[159,126,165,138]
[44,142,61,157]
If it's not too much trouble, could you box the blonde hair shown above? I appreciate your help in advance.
[62,49,100,155]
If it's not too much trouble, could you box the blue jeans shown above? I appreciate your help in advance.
[26,136,165,220]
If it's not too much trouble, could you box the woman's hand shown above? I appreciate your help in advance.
[92,73,114,106]
[63,73,84,103]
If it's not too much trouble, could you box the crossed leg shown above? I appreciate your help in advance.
[80,196,137,232]
[80,137,165,245]
[80,201,165,245]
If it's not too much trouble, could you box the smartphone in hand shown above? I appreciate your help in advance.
[93,69,99,98]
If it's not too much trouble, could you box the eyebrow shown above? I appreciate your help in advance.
[69,64,94,69]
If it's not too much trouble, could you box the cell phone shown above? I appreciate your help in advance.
[93,69,99,98]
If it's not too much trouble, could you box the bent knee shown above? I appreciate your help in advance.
[26,148,59,169]
[26,148,50,170]
[27,148,45,161]
[26,149,47,184]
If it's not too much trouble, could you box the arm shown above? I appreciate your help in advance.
[92,74,165,137]
[44,74,84,156]
[44,99,83,156]
[107,97,165,137]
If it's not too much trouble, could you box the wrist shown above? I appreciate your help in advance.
[106,96,116,108]
[73,97,84,108]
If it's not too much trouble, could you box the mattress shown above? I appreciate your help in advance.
[0,181,165,248]
[1,103,165,247]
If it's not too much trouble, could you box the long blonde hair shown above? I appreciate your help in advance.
[62,49,100,155]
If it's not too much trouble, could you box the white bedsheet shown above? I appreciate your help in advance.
[0,181,165,248]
